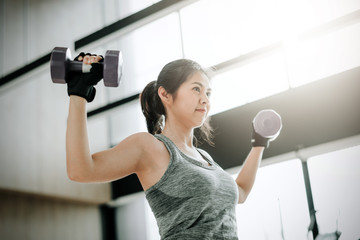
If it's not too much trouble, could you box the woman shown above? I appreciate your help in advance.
[66,53,273,239]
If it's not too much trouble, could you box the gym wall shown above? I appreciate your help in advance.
[0,0,157,239]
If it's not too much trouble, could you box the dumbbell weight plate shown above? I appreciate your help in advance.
[50,47,71,84]
[253,109,282,139]
[103,50,123,87]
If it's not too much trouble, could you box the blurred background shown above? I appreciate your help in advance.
[0,0,359,239]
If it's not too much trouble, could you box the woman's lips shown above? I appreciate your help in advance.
[196,109,207,113]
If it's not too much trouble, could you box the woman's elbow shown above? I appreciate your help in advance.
[66,162,88,182]
[67,168,82,182]
[237,186,249,204]
[237,195,248,204]
[67,171,91,182]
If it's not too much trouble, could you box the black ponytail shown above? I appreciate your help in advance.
[140,80,165,134]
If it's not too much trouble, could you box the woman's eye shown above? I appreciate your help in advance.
[206,92,211,97]
[193,87,200,92]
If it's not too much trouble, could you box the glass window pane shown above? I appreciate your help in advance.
[308,145,360,239]
[235,159,309,240]
[180,0,283,67]
[297,0,360,28]
[286,22,360,87]
[106,13,183,103]
[210,52,289,115]
[274,0,360,35]
[181,0,360,69]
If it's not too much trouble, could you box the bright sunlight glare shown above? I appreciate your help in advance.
[181,0,360,112]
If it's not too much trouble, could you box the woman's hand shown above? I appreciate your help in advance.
[67,52,104,102]
[75,52,103,64]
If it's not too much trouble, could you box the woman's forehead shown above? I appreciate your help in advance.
[185,71,211,88]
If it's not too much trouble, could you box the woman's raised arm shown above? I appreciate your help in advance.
[66,96,152,183]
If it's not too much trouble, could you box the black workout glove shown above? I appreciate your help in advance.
[67,52,104,103]
[251,123,270,148]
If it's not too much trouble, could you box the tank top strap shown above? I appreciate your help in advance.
[144,134,180,193]
[155,134,218,170]
[154,134,179,158]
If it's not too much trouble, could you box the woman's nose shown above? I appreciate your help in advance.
[201,94,209,105]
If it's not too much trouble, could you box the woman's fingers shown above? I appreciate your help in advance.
[83,55,91,64]
[83,54,103,64]
[74,52,103,64]
[95,55,103,62]
[74,52,85,62]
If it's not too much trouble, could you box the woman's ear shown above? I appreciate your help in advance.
[158,86,172,105]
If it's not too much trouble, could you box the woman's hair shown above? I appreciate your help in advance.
[140,59,214,146]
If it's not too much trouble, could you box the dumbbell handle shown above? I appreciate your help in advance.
[68,61,103,73]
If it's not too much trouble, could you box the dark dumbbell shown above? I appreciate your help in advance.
[50,47,123,87]
[253,109,282,141]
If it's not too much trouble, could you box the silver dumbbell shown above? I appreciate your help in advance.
[253,109,282,141]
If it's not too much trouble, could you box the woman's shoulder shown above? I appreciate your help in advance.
[127,132,164,154]
[129,131,155,140]
[129,132,171,188]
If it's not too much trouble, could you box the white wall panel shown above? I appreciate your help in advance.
[116,196,148,240]
[0,67,111,203]
[109,101,147,146]
[26,0,104,63]
[0,0,4,75]
[103,0,120,25]
[88,116,111,154]
[117,0,162,19]
[107,12,183,103]
[1,0,106,76]
[2,0,26,74]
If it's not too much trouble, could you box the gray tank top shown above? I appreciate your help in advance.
[145,134,239,240]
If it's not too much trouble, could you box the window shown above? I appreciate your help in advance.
[286,22,360,88]
[307,145,360,239]
[235,159,309,240]
[210,52,289,115]
[180,0,283,67]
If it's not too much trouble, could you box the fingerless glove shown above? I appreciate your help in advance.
[251,125,270,148]
[67,53,103,102]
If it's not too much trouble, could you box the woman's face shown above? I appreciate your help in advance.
[169,71,212,128]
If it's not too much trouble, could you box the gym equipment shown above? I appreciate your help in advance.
[50,47,123,87]
[253,109,282,141]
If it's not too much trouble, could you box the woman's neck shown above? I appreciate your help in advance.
[162,121,194,149]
